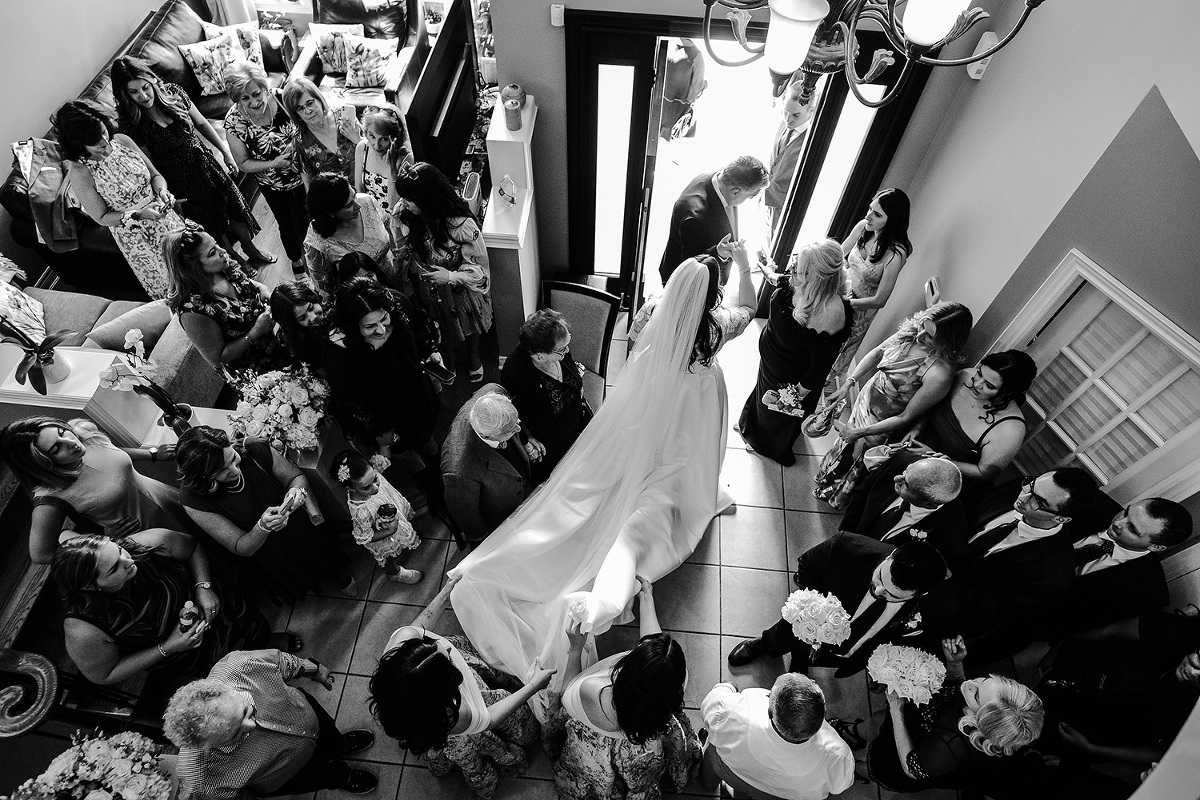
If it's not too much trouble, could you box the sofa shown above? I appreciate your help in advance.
[0,0,291,300]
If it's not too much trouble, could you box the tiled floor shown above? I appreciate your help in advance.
[264,317,959,800]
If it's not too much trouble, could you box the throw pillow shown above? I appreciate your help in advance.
[179,32,246,96]
[0,281,47,344]
[309,22,365,74]
[84,300,172,354]
[202,20,265,69]
[345,35,399,88]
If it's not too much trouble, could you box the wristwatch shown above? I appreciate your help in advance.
[147,446,159,462]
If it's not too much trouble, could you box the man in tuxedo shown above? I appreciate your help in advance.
[441,385,541,542]
[763,78,813,236]
[842,453,969,567]
[922,467,1099,662]
[658,155,768,285]
[728,533,947,678]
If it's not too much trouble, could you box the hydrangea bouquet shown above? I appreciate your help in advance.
[228,365,331,453]
[866,643,947,706]
[781,589,852,652]
[6,730,171,800]
[97,328,192,434]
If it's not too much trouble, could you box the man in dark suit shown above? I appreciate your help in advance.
[763,77,812,236]
[727,533,947,678]
[921,468,1099,663]
[658,155,768,285]
[441,384,540,543]
[842,452,969,567]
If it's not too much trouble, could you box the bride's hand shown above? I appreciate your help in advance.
[636,575,653,601]
[565,620,587,652]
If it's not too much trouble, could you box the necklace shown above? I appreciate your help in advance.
[221,472,246,493]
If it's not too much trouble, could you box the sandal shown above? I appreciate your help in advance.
[269,631,304,653]
[249,251,278,265]
[828,717,868,751]
[468,365,485,383]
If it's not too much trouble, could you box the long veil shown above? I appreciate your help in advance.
[448,259,720,691]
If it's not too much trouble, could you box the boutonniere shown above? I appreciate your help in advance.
[909,528,929,542]
[902,610,923,631]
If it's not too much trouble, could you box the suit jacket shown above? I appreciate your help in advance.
[441,383,532,542]
[658,172,732,284]
[841,452,969,568]
[763,122,807,211]
[1035,553,1170,642]
[970,479,1121,544]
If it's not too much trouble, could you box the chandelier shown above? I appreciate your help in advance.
[701,0,1047,107]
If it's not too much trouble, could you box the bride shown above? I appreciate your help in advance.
[449,243,756,696]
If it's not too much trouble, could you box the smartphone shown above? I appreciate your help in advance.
[423,359,456,385]
[280,490,305,516]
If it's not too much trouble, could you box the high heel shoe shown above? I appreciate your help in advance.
[828,717,868,751]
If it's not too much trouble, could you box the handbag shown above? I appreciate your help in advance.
[802,396,845,438]
[863,441,947,472]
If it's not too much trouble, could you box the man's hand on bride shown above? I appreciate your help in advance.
[636,575,654,601]
[529,659,557,691]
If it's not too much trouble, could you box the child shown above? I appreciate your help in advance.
[331,449,423,583]
[354,105,410,214]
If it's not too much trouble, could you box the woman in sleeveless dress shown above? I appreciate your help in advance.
[814,301,973,510]
[354,105,411,214]
[737,238,852,466]
[0,416,184,565]
[827,188,913,389]
[370,578,551,800]
[111,57,267,265]
[304,172,396,298]
[55,100,186,299]
[448,248,756,699]
[901,350,1035,506]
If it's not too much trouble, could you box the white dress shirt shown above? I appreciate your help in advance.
[701,684,854,800]
[1075,531,1147,575]
[879,497,937,541]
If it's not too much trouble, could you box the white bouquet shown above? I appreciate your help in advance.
[781,589,852,652]
[228,365,331,454]
[866,643,946,706]
[6,730,171,800]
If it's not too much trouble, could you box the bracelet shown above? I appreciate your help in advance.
[157,643,169,658]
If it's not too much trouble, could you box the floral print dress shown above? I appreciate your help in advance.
[303,194,395,297]
[224,90,303,192]
[395,215,492,345]
[79,139,186,299]
[347,474,420,567]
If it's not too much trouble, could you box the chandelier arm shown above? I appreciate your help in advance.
[845,50,915,108]
[702,0,766,67]
[916,2,1038,67]
[712,0,770,9]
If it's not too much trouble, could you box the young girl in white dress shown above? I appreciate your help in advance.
[331,450,423,583]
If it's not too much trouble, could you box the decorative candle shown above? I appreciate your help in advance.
[503,98,522,131]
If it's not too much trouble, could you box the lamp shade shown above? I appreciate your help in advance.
[764,0,830,78]
[902,0,971,47]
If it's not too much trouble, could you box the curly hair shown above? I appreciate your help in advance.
[370,636,464,753]
[392,162,475,265]
[335,277,410,351]
[958,676,1043,757]
[789,238,845,327]
[517,308,569,355]
[110,55,189,134]
[51,100,118,162]
[611,633,687,745]
[886,301,973,366]
[856,187,913,263]
[978,350,1037,412]
[0,416,110,493]
[163,221,238,310]
[223,59,271,102]
[163,678,236,748]
[175,425,234,495]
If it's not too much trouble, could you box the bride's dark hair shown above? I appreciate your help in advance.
[611,632,687,744]
[690,255,723,370]
[370,637,464,754]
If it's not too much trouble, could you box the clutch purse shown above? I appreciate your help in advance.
[802,397,845,438]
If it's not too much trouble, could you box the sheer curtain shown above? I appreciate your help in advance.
[211,0,259,25]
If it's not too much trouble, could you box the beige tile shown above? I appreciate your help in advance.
[686,517,721,566]
[333,675,407,765]
[349,602,422,675]
[287,595,366,672]
[656,563,722,634]
[315,759,402,800]
[720,447,784,509]
[412,510,454,542]
[784,509,845,563]
[719,567,790,639]
[719,506,787,570]
[782,454,837,512]
[366,538,450,606]
[313,544,377,600]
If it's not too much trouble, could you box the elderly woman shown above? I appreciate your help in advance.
[304,172,396,298]
[223,59,308,274]
[55,99,187,299]
[175,426,355,604]
[370,577,550,799]
[110,56,266,265]
[163,221,283,374]
[282,77,359,185]
[500,309,592,481]
[355,104,411,213]
[53,530,269,685]
[0,416,184,564]
[869,637,1044,792]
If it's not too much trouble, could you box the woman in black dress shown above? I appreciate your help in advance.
[176,426,355,604]
[738,238,851,466]
[110,56,269,265]
[500,309,592,482]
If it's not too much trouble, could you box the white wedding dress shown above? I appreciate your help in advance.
[448,259,753,698]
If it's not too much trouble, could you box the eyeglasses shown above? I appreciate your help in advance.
[1020,475,1055,514]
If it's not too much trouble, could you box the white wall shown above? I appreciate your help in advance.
[0,0,163,270]
[869,0,1200,354]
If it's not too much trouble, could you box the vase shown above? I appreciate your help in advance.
[134,381,193,436]
[159,403,194,436]
[40,354,71,385]
[500,83,526,108]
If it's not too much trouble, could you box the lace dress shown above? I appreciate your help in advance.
[347,475,420,566]
[500,349,593,479]
[79,139,186,298]
[303,194,395,297]
[548,652,701,800]
[827,244,899,383]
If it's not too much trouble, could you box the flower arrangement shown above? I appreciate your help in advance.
[228,366,331,453]
[765,383,810,417]
[866,643,946,706]
[97,329,192,434]
[0,315,74,396]
[781,589,852,652]
[6,730,171,800]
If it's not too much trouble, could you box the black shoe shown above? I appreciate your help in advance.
[341,768,377,794]
[342,730,375,756]
[728,637,766,667]
[828,717,868,751]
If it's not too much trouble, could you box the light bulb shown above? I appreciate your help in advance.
[902,0,971,47]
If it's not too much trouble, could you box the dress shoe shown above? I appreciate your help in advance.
[727,637,766,667]
[341,730,375,756]
[340,768,378,794]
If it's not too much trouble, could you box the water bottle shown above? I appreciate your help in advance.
[179,600,201,633]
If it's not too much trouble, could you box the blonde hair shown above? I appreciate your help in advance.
[957,675,1044,757]
[223,59,271,101]
[790,238,845,326]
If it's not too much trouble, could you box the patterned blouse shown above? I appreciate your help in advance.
[224,89,302,191]
[172,256,282,374]
[292,119,356,182]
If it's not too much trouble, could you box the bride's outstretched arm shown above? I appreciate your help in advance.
[413,575,459,631]
[636,576,662,638]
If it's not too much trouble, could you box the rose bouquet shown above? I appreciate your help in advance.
[6,730,171,800]
[781,589,852,652]
[866,643,946,706]
[97,329,192,434]
[228,365,331,454]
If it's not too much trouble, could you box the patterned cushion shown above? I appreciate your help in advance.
[309,22,365,73]
[201,20,264,69]
[344,35,399,88]
[179,32,245,96]
[0,281,46,343]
